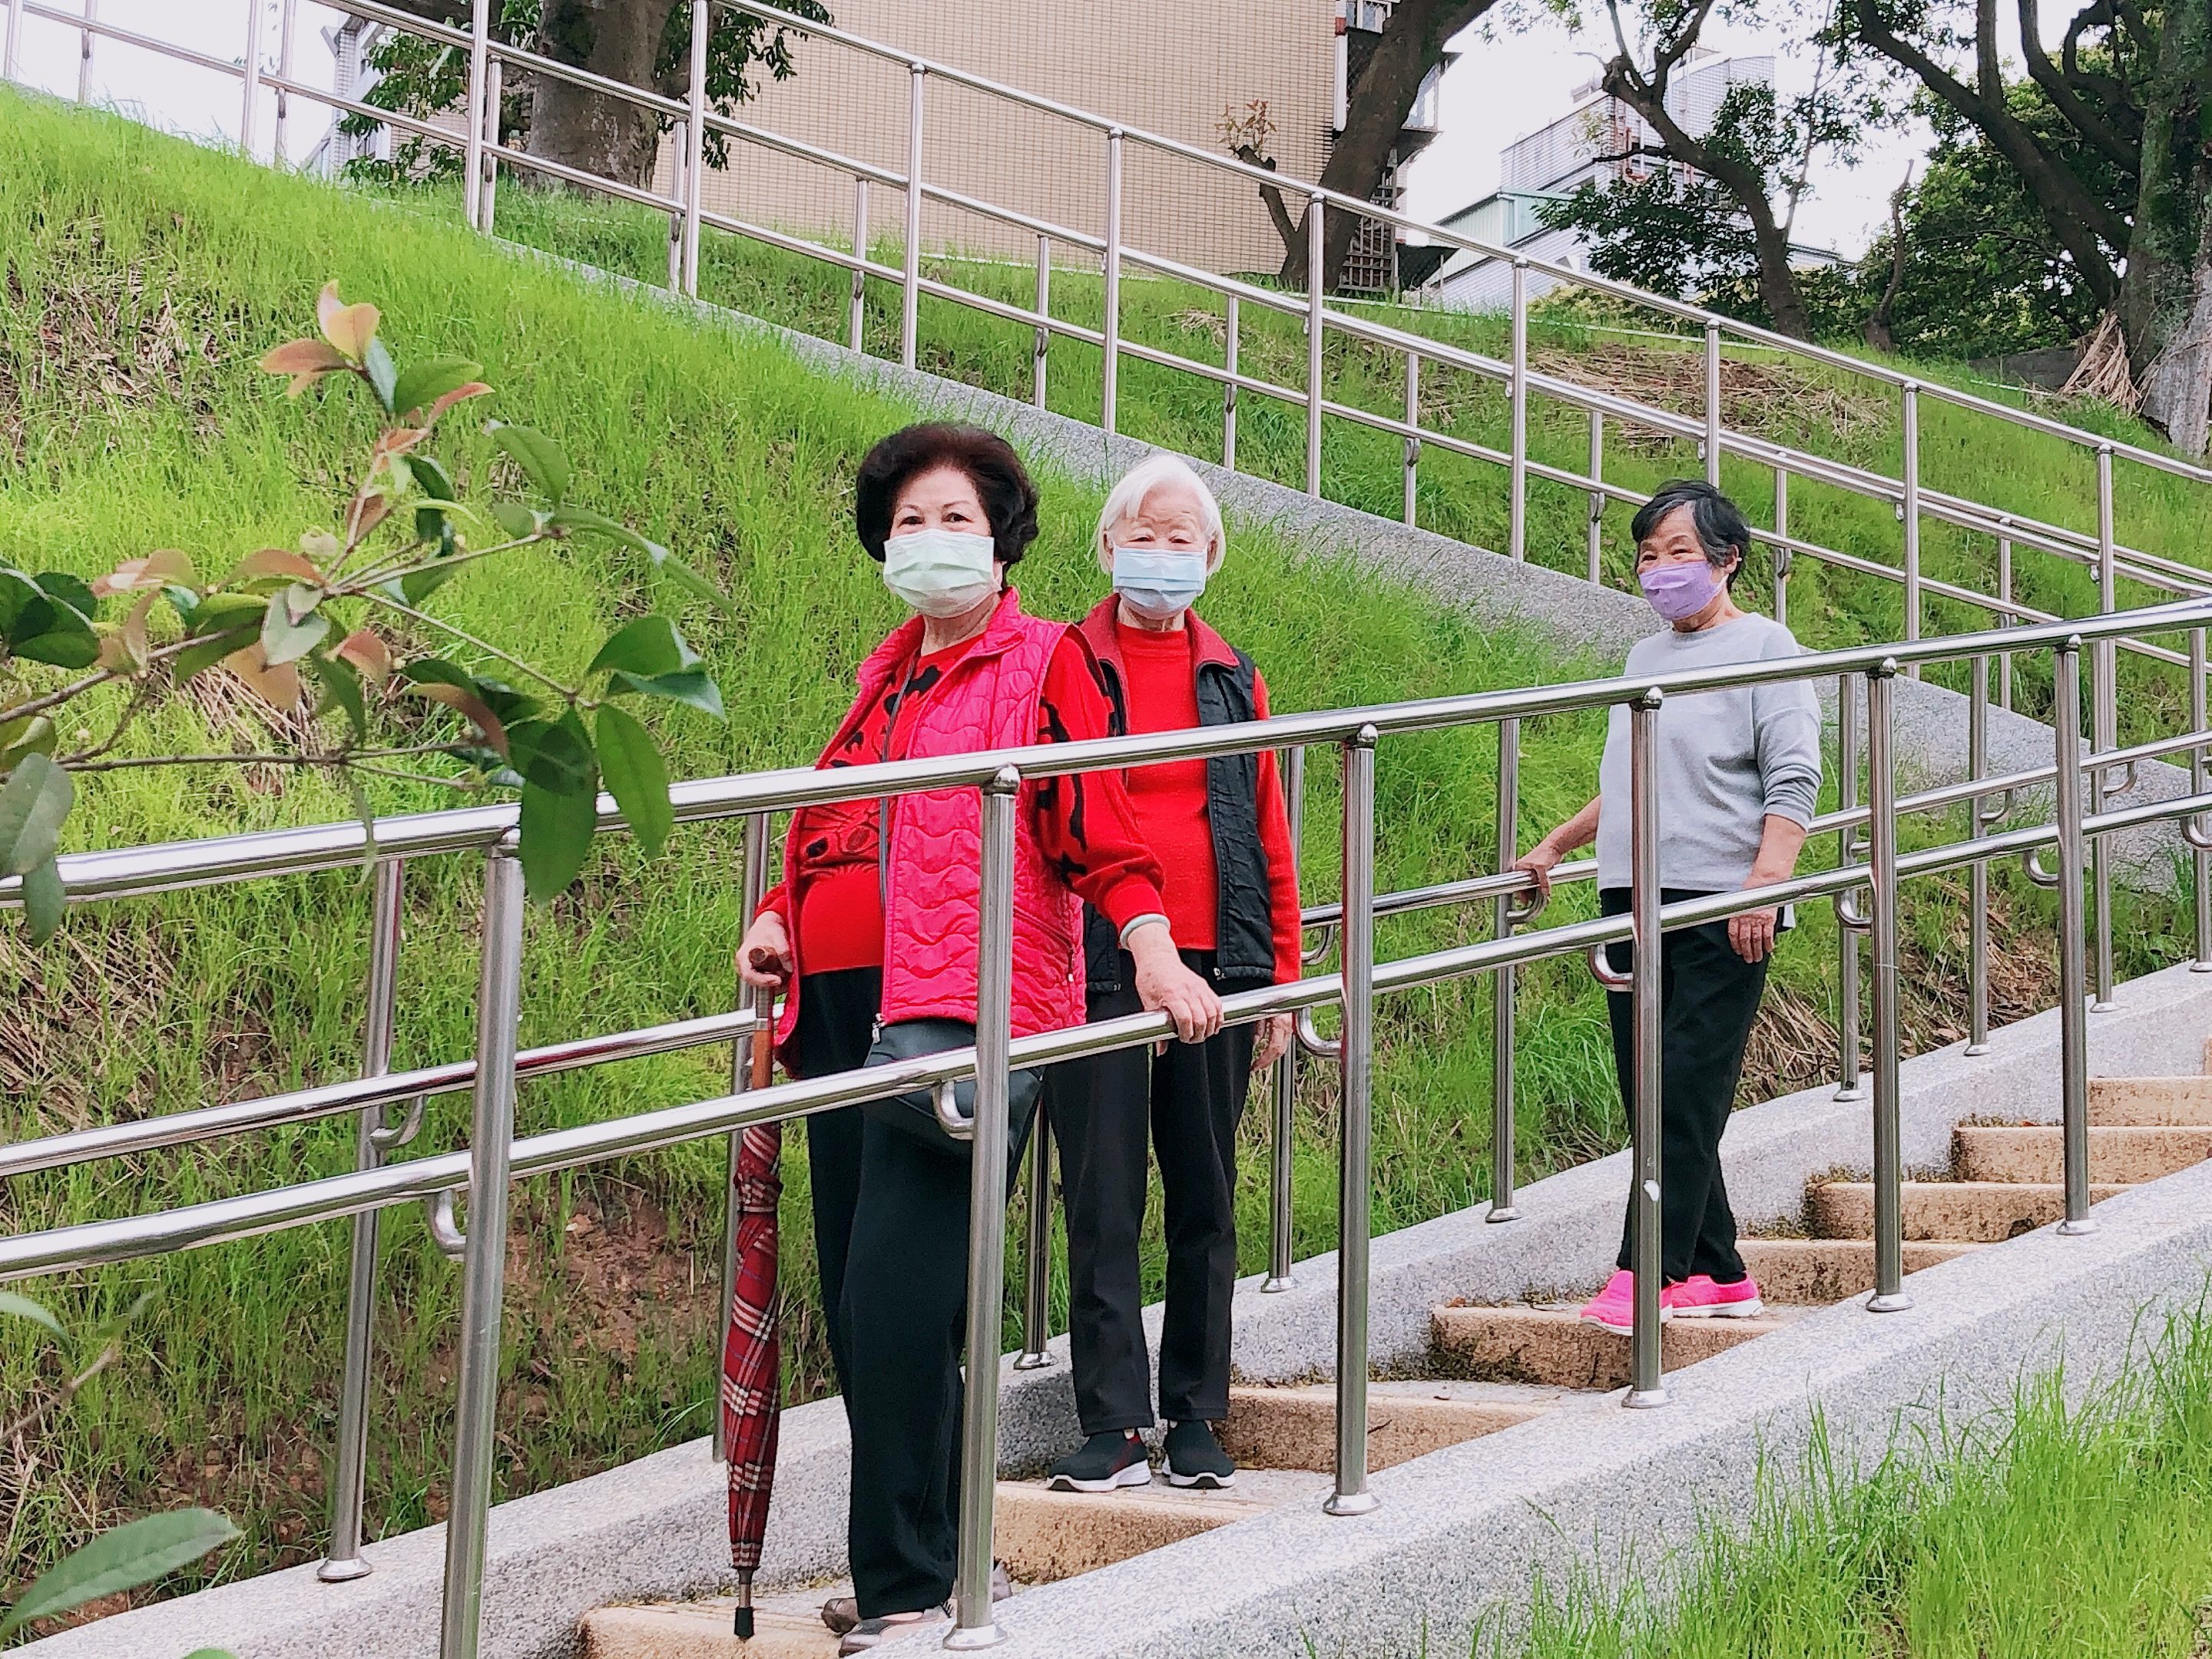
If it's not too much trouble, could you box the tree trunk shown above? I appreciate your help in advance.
[531,0,677,190]
[2115,0,2212,452]
[1276,0,1499,289]
[2138,228,2212,457]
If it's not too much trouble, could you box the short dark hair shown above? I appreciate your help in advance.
[853,422,1041,565]
[1631,478,1752,587]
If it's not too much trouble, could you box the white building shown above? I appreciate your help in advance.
[1422,49,1830,310]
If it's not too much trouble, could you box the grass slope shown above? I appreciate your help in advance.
[0,95,2197,1614]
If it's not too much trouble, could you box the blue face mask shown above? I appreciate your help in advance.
[1111,545,1208,621]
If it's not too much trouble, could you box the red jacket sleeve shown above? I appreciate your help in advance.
[1031,632,1168,934]
[757,883,791,923]
[1252,671,1304,984]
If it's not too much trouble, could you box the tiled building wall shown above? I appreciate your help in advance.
[664,0,1338,276]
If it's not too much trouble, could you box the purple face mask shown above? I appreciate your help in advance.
[1638,560,1721,622]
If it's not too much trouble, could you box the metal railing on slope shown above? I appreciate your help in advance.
[8,601,2212,1653]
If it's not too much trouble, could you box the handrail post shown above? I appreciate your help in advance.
[462,0,488,230]
[848,177,869,350]
[666,120,687,290]
[1031,233,1050,409]
[320,856,410,1584]
[438,836,525,1659]
[679,0,707,296]
[3,0,21,85]
[1966,654,1992,1053]
[1834,673,1865,1101]
[1305,197,1325,496]
[1771,466,1790,631]
[1262,744,1305,1293]
[1866,662,1912,1312]
[1624,691,1667,1407]
[273,0,298,162]
[1014,1115,1052,1369]
[1101,129,1122,433]
[76,0,95,104]
[1402,351,1420,528]
[1488,717,1521,1223]
[1222,294,1240,471]
[2091,445,2117,1012]
[240,0,263,157]
[1323,726,1381,1512]
[481,57,502,233]
[1509,260,1528,561]
[902,65,924,371]
[1585,412,1604,584]
[1701,321,1720,488]
[1900,382,1921,671]
[2052,640,2096,1235]
[713,813,770,1462]
[948,769,1021,1646]
[2193,626,2211,972]
[1997,523,2015,708]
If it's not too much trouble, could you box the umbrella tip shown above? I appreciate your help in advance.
[733,1606,756,1640]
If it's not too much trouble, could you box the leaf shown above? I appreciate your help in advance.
[92,549,196,598]
[0,714,58,769]
[187,592,267,635]
[173,625,259,683]
[300,528,341,564]
[391,357,482,419]
[409,454,458,502]
[19,856,63,943]
[361,338,399,413]
[35,571,97,618]
[309,654,367,743]
[223,548,324,587]
[488,501,543,541]
[587,614,697,679]
[0,1291,64,1338]
[316,282,379,361]
[504,715,594,794]
[10,617,100,669]
[259,336,349,395]
[220,642,304,711]
[518,719,599,901]
[404,669,509,757]
[399,560,469,605]
[260,586,330,667]
[486,422,569,505]
[0,753,73,878]
[333,628,392,687]
[425,382,492,425]
[608,667,725,719]
[95,592,157,673]
[546,507,736,619]
[653,549,738,619]
[594,703,671,857]
[0,1508,240,1637]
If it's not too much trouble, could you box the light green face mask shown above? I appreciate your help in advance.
[881,528,998,618]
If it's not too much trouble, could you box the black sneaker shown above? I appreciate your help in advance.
[1045,1429,1152,1493]
[1164,1420,1236,1489]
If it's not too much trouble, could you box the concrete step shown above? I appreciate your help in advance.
[1429,1304,1790,1390]
[2090,1075,2212,1126]
[1953,1124,2212,1184]
[583,1590,844,1658]
[1808,1180,2129,1242]
[1220,1379,1560,1473]
[994,1468,1328,1584]
[1736,1237,1982,1303]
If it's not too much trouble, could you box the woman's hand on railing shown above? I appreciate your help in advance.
[1510,839,1563,901]
[1250,1013,1293,1072]
[1129,922,1224,1043]
[737,911,793,992]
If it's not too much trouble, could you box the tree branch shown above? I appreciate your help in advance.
[364,595,579,700]
[2018,0,2141,171]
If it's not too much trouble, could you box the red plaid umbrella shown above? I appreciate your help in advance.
[722,988,782,1640]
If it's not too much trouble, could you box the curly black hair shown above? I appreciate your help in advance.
[853,422,1041,565]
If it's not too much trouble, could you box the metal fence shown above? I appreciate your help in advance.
[7,599,2212,1653]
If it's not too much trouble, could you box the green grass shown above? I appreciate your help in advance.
[0,94,2201,1623]
[1492,1299,2212,1658]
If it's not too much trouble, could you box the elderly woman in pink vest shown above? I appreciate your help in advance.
[737,422,1221,1653]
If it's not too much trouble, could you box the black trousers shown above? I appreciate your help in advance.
[1598,889,1769,1285]
[1046,949,1255,1435]
[793,966,1036,1618]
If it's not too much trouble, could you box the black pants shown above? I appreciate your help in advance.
[794,966,1036,1618]
[1599,889,1769,1285]
[1046,949,1255,1435]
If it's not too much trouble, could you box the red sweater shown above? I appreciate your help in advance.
[760,630,1165,974]
[1103,614,1303,986]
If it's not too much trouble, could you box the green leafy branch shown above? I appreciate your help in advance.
[0,283,736,939]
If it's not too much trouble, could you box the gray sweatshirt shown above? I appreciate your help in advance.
[1594,613,1823,892]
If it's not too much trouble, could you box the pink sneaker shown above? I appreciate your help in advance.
[1664,1275,1764,1318]
[1576,1270,1668,1335]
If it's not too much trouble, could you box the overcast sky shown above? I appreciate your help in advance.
[12,0,2029,260]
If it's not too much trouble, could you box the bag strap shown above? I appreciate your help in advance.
[877,650,927,908]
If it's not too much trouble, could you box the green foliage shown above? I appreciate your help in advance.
[1,1510,240,1639]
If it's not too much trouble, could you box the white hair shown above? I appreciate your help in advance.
[1093,455,1226,574]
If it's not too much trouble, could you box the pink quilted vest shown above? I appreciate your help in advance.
[780,588,1084,1046]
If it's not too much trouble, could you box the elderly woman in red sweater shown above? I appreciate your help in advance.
[1044,454,1302,1495]
[737,425,1221,1652]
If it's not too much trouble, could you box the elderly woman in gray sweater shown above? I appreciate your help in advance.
[1515,478,1822,1334]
